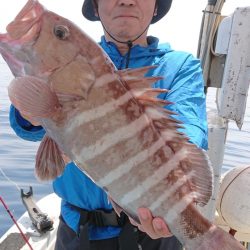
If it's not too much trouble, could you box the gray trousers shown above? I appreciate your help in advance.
[54,217,183,250]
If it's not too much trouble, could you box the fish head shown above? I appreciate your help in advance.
[0,0,86,79]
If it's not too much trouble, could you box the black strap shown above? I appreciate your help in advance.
[76,207,127,228]
[71,205,139,250]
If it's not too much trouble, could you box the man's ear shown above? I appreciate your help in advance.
[94,7,99,17]
[92,0,99,17]
[154,6,158,16]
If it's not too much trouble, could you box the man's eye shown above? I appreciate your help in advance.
[54,25,70,40]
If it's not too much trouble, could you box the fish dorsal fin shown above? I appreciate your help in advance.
[118,65,157,78]
[151,107,213,205]
[119,66,213,207]
[35,135,65,180]
[119,65,188,143]
[145,106,187,141]
[8,76,60,119]
[145,104,213,206]
[131,88,169,98]
[118,66,163,89]
[189,146,213,206]
[50,55,96,101]
[119,65,213,206]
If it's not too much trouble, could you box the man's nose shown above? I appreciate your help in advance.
[117,0,136,6]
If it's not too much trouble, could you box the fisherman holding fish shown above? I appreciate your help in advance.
[7,0,209,249]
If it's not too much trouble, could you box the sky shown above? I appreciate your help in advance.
[0,0,249,55]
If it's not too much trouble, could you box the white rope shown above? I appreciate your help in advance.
[0,167,21,191]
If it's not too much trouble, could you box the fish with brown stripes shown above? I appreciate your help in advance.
[0,1,245,249]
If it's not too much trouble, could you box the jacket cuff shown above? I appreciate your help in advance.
[9,105,45,142]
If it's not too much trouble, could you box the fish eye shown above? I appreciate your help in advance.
[53,25,70,40]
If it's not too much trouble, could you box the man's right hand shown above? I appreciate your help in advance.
[129,208,173,239]
[109,196,173,239]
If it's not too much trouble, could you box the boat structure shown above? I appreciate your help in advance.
[0,0,250,249]
[198,0,250,248]
[0,191,60,250]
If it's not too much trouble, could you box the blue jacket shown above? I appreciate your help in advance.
[9,36,208,240]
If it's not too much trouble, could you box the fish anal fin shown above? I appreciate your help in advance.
[50,55,95,101]
[35,135,66,180]
[8,76,60,119]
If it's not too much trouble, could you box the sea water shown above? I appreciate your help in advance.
[0,56,249,238]
[0,59,52,237]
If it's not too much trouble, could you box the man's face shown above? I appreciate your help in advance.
[95,0,157,41]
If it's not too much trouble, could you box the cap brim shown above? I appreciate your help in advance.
[82,0,99,21]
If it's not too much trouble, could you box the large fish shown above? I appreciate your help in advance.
[0,1,245,249]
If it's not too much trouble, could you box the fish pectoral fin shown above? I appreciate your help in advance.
[50,55,96,102]
[35,135,66,180]
[8,76,60,119]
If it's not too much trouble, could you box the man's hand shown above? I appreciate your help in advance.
[109,197,173,239]
[129,207,173,239]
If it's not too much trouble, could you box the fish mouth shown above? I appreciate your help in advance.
[0,0,44,76]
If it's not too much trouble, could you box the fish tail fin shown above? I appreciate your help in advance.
[8,76,60,119]
[195,226,246,250]
[35,135,65,180]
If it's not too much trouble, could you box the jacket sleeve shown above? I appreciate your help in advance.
[158,54,208,150]
[9,104,45,142]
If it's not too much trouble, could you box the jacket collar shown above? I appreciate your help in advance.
[99,36,172,59]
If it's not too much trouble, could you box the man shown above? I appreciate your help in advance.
[9,0,208,249]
